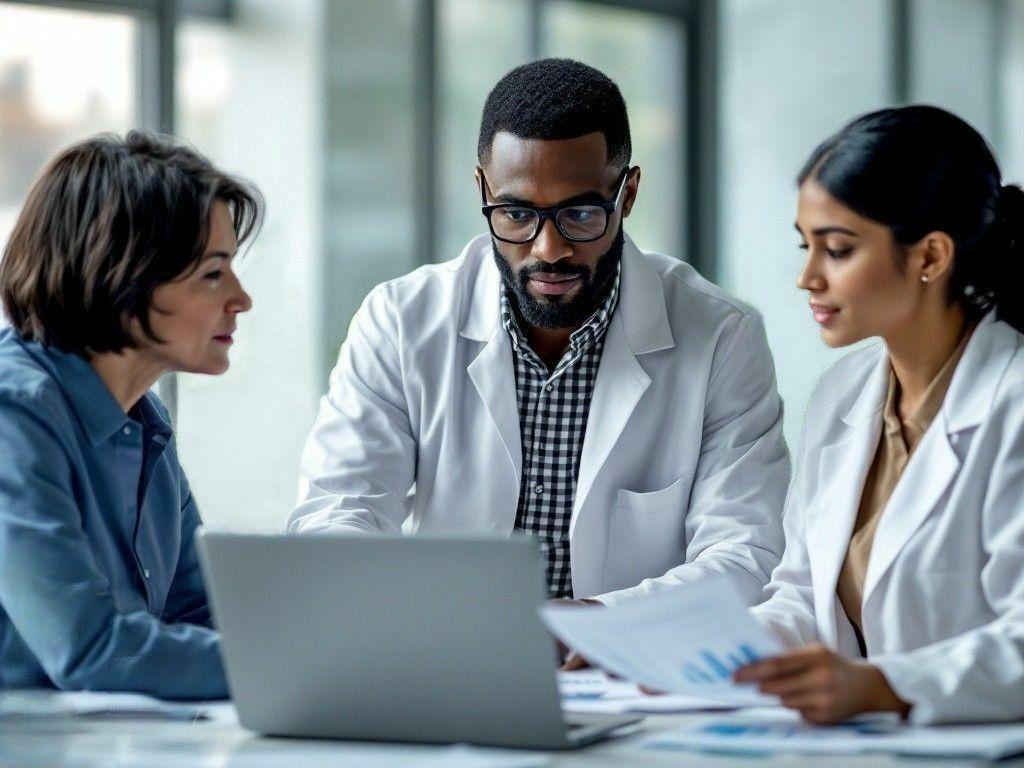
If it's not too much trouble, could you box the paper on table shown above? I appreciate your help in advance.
[558,670,745,714]
[0,690,234,721]
[541,574,781,707]
[644,709,1024,760]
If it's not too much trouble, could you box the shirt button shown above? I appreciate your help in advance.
[950,434,959,445]
[143,569,150,579]
[122,426,132,436]
[545,384,553,393]
[534,484,544,495]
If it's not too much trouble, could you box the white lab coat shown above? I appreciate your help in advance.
[752,312,1024,724]
[289,234,790,604]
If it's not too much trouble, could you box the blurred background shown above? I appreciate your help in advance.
[0,0,1021,531]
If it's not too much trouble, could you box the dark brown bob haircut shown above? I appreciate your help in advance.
[0,130,264,356]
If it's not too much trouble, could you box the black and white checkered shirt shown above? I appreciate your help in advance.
[500,267,621,598]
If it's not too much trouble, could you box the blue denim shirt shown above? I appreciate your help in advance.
[0,329,227,699]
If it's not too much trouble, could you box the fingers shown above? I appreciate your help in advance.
[733,656,801,684]
[734,645,827,683]
[559,652,592,671]
[639,684,666,696]
[756,671,823,698]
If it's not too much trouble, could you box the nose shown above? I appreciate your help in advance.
[797,252,826,293]
[530,217,574,265]
[228,273,253,314]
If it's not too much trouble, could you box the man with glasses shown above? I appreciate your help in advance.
[290,59,789,615]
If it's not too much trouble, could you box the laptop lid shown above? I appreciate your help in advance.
[197,532,576,748]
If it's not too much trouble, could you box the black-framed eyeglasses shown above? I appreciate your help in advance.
[479,167,634,244]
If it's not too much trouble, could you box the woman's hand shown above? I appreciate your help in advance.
[733,644,910,724]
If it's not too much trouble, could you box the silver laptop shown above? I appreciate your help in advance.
[196,531,640,749]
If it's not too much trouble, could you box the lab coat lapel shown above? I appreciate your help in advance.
[467,335,522,486]
[861,426,960,606]
[461,242,523,488]
[807,349,887,645]
[571,236,671,529]
[572,315,651,529]
[862,312,1013,607]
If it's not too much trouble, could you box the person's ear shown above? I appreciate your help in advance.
[911,231,956,286]
[622,167,641,218]
[474,166,485,202]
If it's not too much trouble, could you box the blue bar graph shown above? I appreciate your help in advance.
[739,644,760,663]
[683,644,763,685]
[701,650,733,680]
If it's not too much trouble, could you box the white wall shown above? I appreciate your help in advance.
[175,0,324,532]
[717,0,894,450]
[999,1,1024,182]
[909,0,999,141]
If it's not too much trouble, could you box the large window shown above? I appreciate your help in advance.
[542,1,688,259]
[0,4,137,251]
[436,0,690,264]
[173,3,324,531]
[0,0,708,533]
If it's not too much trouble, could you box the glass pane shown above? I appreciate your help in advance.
[543,2,687,260]
[437,0,531,262]
[0,5,136,254]
[174,9,327,532]
[174,3,421,532]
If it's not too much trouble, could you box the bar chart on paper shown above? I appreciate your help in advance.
[682,645,763,684]
[540,575,782,706]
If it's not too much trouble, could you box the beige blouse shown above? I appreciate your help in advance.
[836,327,973,654]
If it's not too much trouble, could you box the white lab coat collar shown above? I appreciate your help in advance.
[940,311,1014,434]
[813,311,1016,643]
[458,233,675,355]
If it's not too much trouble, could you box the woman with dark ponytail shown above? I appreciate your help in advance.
[737,106,1024,724]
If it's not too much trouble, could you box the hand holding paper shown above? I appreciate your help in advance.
[540,574,782,707]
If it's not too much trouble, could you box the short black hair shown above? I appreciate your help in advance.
[0,130,263,356]
[477,58,631,169]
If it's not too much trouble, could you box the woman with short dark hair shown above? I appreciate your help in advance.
[737,106,1024,724]
[0,130,262,699]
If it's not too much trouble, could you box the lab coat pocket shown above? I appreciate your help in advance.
[605,476,688,592]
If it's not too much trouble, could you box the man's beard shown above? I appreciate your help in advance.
[493,226,623,330]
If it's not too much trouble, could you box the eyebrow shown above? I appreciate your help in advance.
[203,250,236,260]
[793,223,860,238]
[493,189,608,207]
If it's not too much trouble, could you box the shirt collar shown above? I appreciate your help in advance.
[30,343,172,447]
[881,323,975,447]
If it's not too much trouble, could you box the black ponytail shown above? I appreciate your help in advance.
[798,105,1024,334]
[990,184,1024,332]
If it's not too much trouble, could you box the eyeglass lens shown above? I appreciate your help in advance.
[488,205,608,243]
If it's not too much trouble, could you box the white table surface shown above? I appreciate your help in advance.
[2,692,1022,768]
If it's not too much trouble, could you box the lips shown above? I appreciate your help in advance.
[213,330,236,344]
[809,303,839,325]
[528,274,582,296]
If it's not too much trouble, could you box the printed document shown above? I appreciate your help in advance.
[558,670,748,714]
[541,574,781,707]
[644,709,1024,760]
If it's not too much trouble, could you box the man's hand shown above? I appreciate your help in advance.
[733,644,910,724]
[547,597,602,670]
